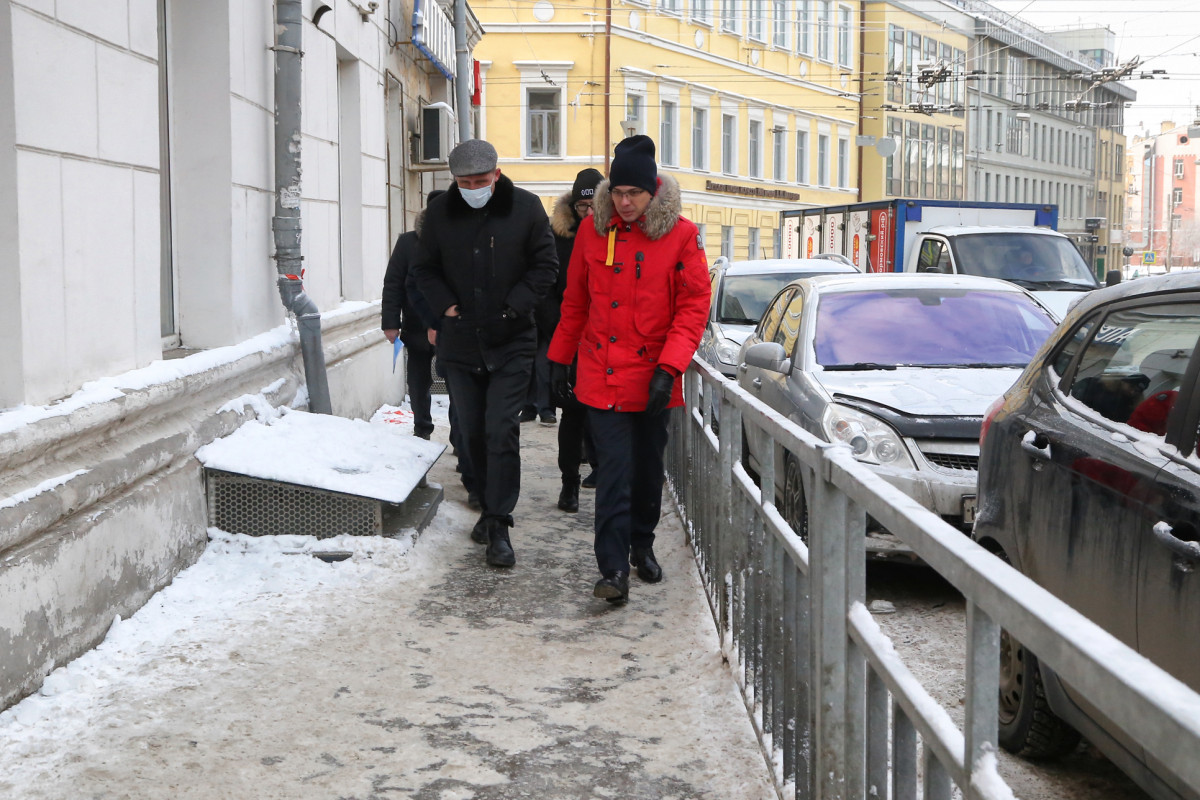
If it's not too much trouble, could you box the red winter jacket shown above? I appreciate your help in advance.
[547,174,711,412]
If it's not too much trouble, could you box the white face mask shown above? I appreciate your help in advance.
[459,184,493,209]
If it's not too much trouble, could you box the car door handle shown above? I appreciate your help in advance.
[1153,521,1200,571]
[751,378,762,388]
[1020,429,1052,461]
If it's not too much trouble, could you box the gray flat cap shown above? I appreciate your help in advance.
[448,139,498,176]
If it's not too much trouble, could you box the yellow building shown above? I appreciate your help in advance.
[858,0,971,203]
[471,0,860,261]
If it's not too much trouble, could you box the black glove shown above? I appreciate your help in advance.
[551,362,574,406]
[645,367,675,416]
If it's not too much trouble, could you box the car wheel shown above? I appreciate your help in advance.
[995,548,1081,758]
[782,455,809,542]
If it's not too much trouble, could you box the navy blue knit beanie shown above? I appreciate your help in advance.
[609,135,658,195]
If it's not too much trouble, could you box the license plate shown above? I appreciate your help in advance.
[962,495,978,524]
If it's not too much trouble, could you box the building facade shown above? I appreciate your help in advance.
[1126,122,1200,273]
[0,0,475,709]
[470,0,860,262]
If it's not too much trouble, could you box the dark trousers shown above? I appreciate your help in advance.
[405,343,435,439]
[587,407,671,575]
[527,338,553,415]
[444,352,534,526]
[557,401,595,481]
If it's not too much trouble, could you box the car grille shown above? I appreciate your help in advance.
[923,452,979,472]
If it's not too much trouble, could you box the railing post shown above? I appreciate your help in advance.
[965,601,1000,796]
[811,448,847,800]
[844,495,868,800]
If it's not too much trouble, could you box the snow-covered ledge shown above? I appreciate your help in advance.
[0,301,399,710]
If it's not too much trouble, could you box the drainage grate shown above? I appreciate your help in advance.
[206,469,382,538]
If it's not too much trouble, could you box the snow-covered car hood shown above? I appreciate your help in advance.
[815,368,1024,417]
[714,322,755,346]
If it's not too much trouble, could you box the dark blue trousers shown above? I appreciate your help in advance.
[587,407,671,575]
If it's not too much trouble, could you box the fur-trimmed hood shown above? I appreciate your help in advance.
[591,173,682,241]
[550,190,580,238]
[414,209,427,237]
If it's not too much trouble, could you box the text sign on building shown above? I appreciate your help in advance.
[412,0,456,80]
[1143,251,1157,265]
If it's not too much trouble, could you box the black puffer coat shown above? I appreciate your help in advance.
[412,175,559,371]
[381,210,437,349]
[536,189,583,336]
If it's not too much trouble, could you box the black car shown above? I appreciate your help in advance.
[974,272,1200,800]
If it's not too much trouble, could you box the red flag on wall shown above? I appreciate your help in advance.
[472,59,481,106]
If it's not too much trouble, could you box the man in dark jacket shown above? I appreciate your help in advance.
[548,135,710,605]
[412,139,558,567]
[548,168,603,514]
[381,190,445,441]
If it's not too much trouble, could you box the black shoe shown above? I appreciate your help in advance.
[581,470,597,489]
[467,491,482,511]
[539,411,557,426]
[485,523,516,567]
[593,571,629,604]
[519,406,537,423]
[557,479,580,513]
[630,547,663,583]
[415,430,432,441]
[470,515,489,544]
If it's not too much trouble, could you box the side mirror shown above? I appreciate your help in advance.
[744,341,790,374]
[1105,270,1122,287]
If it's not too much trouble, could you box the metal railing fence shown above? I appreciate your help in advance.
[666,356,1200,800]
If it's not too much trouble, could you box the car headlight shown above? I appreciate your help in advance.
[716,338,740,366]
[821,403,915,468]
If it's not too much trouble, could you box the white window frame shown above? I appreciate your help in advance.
[818,130,831,187]
[773,124,787,181]
[514,62,572,160]
[720,0,739,34]
[691,0,712,24]
[837,134,850,189]
[748,228,761,259]
[748,111,764,179]
[796,0,812,56]
[795,124,810,184]
[836,5,852,68]
[817,0,833,62]
[659,86,680,166]
[772,0,788,49]
[692,102,710,171]
[748,0,766,42]
[722,110,739,175]
[660,0,680,15]
[721,225,735,259]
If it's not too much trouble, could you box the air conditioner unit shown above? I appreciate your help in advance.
[413,102,456,170]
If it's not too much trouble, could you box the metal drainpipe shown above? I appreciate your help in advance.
[273,0,332,415]
[454,0,471,141]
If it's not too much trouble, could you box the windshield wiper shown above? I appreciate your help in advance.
[823,362,898,371]
[1029,280,1094,291]
[719,317,758,325]
[921,362,1024,369]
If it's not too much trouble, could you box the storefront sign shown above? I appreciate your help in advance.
[705,181,800,202]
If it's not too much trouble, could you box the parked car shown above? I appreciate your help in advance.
[974,272,1200,800]
[699,258,858,380]
[737,273,1057,556]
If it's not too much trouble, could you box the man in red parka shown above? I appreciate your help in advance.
[548,135,711,605]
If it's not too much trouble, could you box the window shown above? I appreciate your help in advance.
[952,130,964,200]
[952,48,965,114]
[886,117,903,196]
[721,225,735,259]
[817,1,833,61]
[660,100,677,166]
[773,127,786,181]
[1116,145,1124,177]
[904,120,919,196]
[748,0,765,41]
[722,113,737,174]
[938,43,952,107]
[917,239,950,272]
[1174,214,1183,230]
[1176,158,1186,179]
[937,128,950,199]
[818,133,830,186]
[1065,303,1200,436]
[906,32,921,103]
[720,0,738,32]
[837,5,852,68]
[749,228,761,259]
[692,0,710,22]
[774,292,806,357]
[626,93,643,134]
[837,136,849,189]
[759,288,795,342]
[795,129,809,183]
[692,107,708,170]
[660,0,678,13]
[887,25,905,103]
[527,89,561,156]
[796,0,812,55]
[921,124,934,198]
[772,0,788,48]
[749,119,763,178]
[1173,187,1183,206]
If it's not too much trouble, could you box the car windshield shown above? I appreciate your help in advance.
[719,272,831,324]
[814,288,1057,368]
[949,233,1098,289]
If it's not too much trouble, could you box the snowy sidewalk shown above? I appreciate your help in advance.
[0,408,776,800]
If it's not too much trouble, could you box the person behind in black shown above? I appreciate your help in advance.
[412,139,558,567]
[548,167,603,513]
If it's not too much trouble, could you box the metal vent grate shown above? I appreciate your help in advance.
[923,452,979,472]
[206,469,382,538]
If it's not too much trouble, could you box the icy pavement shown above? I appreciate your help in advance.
[0,403,776,800]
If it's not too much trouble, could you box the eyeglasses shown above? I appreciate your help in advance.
[610,188,648,201]
[573,201,593,215]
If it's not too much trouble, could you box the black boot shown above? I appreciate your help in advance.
[557,477,580,513]
[470,514,489,544]
[485,521,516,567]
[593,571,629,604]
[581,470,597,489]
[630,547,663,583]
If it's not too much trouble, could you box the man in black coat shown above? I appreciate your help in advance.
[412,139,558,567]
